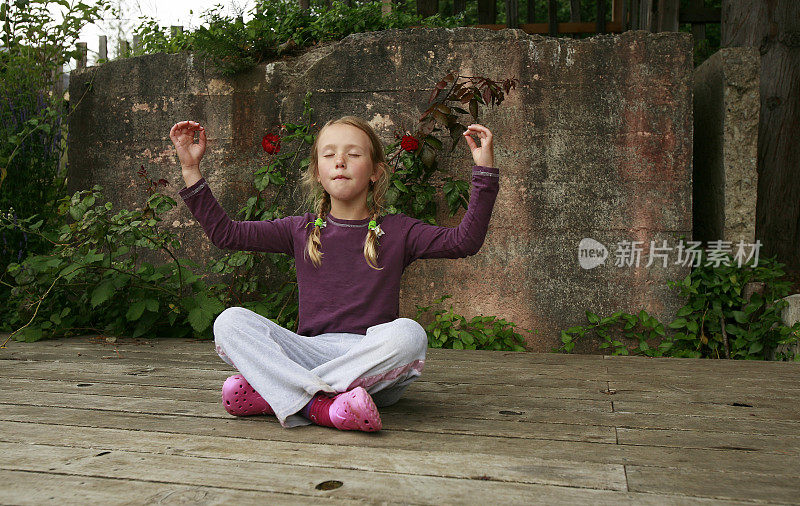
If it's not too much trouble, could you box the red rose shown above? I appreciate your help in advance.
[401,134,419,152]
[262,133,281,154]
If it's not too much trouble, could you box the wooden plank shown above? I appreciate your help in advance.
[7,348,800,399]
[1,349,612,378]
[3,405,798,481]
[0,469,348,505]
[604,354,800,374]
[607,374,800,395]
[4,380,798,456]
[0,421,627,491]
[4,335,797,503]
[612,398,800,423]
[10,335,800,377]
[0,352,612,385]
[617,427,800,455]
[6,372,800,453]
[0,387,617,443]
[602,383,800,414]
[606,378,800,397]
[0,335,609,365]
[0,441,687,505]
[626,465,800,504]
[8,347,799,392]
[1,358,611,396]
[3,362,799,435]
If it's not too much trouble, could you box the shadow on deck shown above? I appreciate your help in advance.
[1,335,799,504]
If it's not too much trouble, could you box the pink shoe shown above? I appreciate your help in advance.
[221,374,274,416]
[329,386,382,432]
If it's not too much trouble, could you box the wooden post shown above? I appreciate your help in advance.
[132,35,141,53]
[639,0,653,31]
[724,0,800,272]
[547,0,558,36]
[418,0,438,18]
[51,64,64,99]
[476,0,495,24]
[596,0,607,34]
[527,0,535,23]
[569,0,580,38]
[382,0,392,16]
[3,0,10,48]
[569,0,580,23]
[656,0,680,31]
[621,0,629,31]
[690,0,706,42]
[298,0,309,10]
[98,35,107,61]
[76,42,87,70]
[506,0,518,28]
[630,0,640,30]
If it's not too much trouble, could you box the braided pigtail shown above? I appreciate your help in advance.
[304,191,331,268]
[363,206,384,271]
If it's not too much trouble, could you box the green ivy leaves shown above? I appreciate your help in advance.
[416,294,529,351]
[555,250,800,361]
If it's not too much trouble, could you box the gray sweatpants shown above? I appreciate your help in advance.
[212,307,428,428]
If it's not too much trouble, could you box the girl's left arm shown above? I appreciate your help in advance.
[403,124,499,264]
[403,165,500,264]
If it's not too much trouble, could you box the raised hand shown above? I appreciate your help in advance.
[462,123,495,168]
[169,120,207,170]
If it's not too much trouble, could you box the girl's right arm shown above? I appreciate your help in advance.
[171,121,295,255]
[178,177,295,255]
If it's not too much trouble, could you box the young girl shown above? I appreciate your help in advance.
[169,116,499,432]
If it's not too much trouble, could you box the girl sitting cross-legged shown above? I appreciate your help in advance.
[169,115,499,431]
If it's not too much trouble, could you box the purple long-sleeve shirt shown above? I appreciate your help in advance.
[179,165,500,336]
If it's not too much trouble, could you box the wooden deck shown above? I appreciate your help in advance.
[1,335,799,505]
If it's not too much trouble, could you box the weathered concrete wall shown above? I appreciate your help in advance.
[693,47,759,245]
[67,27,694,353]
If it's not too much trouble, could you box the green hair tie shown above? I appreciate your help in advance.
[368,219,385,237]
[311,217,326,228]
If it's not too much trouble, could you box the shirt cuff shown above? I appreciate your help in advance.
[179,177,207,199]
[473,166,499,177]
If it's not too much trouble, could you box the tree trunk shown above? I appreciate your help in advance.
[722,0,800,272]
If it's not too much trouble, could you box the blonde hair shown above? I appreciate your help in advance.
[300,116,391,270]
